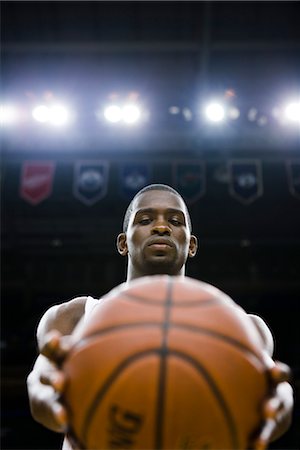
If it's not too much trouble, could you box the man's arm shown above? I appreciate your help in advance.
[249,313,294,449]
[27,297,87,432]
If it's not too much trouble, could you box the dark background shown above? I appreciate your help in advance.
[1,1,300,449]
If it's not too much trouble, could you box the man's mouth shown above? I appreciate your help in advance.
[149,243,170,249]
[147,238,174,249]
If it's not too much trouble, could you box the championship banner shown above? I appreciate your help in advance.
[20,161,55,205]
[119,162,151,199]
[286,159,300,199]
[172,160,205,203]
[229,159,263,204]
[73,160,109,205]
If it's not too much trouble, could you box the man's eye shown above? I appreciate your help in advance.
[170,218,182,226]
[139,218,152,225]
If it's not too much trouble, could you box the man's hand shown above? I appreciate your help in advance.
[27,330,73,433]
[253,361,294,450]
[41,330,75,431]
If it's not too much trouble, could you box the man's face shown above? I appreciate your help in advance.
[120,190,197,278]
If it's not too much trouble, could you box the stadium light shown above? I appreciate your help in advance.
[169,106,180,115]
[284,101,300,124]
[103,103,141,125]
[0,104,19,125]
[49,105,69,126]
[228,106,240,120]
[103,105,122,123]
[247,108,258,122]
[204,102,225,123]
[32,104,70,126]
[32,105,50,123]
[122,104,141,124]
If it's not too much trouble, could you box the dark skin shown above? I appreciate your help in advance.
[117,191,198,278]
[27,189,293,449]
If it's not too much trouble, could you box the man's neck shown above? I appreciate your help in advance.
[126,267,186,282]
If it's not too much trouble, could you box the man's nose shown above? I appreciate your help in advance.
[151,221,171,235]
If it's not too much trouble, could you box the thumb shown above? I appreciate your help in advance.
[41,330,73,364]
[269,362,291,384]
[253,418,277,450]
[52,402,68,432]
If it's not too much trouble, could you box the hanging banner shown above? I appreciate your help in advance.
[286,159,300,199]
[229,159,263,204]
[173,160,205,203]
[119,162,151,199]
[20,161,55,205]
[73,160,109,205]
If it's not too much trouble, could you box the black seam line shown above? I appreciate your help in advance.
[81,349,159,445]
[155,277,173,450]
[72,323,263,366]
[80,348,240,449]
[121,291,219,307]
[171,349,239,449]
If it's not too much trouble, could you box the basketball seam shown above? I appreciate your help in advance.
[72,323,263,365]
[171,350,239,449]
[155,277,173,450]
[80,348,240,449]
[121,291,220,307]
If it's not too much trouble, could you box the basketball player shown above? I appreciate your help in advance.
[27,184,293,450]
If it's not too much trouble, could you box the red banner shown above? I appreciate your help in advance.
[20,161,55,205]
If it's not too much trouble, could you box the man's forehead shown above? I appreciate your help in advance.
[132,190,186,212]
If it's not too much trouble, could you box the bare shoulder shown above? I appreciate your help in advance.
[36,296,88,349]
[248,313,274,357]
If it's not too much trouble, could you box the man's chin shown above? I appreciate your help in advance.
[144,258,178,275]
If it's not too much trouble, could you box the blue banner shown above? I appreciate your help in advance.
[119,162,151,199]
[229,159,263,204]
[73,160,109,205]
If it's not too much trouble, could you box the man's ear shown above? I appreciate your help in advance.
[117,232,128,256]
[188,235,198,258]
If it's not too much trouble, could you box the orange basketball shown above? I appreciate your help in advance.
[62,275,273,450]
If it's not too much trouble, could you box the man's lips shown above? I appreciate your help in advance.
[147,238,174,248]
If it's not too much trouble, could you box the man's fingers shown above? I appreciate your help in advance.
[263,396,283,419]
[52,402,68,432]
[41,330,63,359]
[253,419,277,450]
[41,330,73,363]
[40,371,66,392]
[269,362,291,384]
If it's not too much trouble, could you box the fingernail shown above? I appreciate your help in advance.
[53,404,67,427]
[264,397,281,417]
[52,374,65,391]
[271,362,291,382]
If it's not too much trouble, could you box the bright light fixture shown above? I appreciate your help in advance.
[205,102,225,123]
[248,107,258,122]
[32,105,50,123]
[228,107,240,120]
[49,105,69,126]
[284,101,300,123]
[122,104,141,124]
[103,104,141,125]
[0,104,18,125]
[104,105,122,123]
[32,104,70,126]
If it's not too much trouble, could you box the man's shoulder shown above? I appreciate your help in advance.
[49,295,88,321]
[248,313,274,356]
[37,296,89,345]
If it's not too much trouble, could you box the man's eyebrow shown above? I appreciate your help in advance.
[134,208,186,220]
[135,208,185,215]
[135,208,155,215]
[166,208,185,215]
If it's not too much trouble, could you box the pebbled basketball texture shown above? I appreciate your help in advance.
[62,275,274,450]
